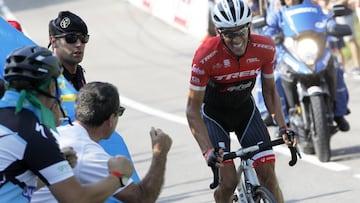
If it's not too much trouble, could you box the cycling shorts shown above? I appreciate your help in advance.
[201,98,275,167]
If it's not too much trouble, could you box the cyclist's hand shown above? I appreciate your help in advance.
[203,148,224,168]
[279,127,298,147]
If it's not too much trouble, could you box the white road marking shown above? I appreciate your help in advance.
[0,0,16,19]
[273,144,350,171]
[121,96,188,125]
[122,95,351,172]
[0,0,29,35]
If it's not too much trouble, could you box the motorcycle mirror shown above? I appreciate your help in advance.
[332,5,350,17]
[252,15,266,29]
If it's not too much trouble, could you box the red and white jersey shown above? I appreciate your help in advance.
[189,34,276,109]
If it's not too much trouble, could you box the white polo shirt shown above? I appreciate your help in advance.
[30,123,133,203]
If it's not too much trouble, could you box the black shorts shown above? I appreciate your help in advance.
[201,97,274,163]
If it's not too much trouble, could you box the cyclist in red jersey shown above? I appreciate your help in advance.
[186,0,298,202]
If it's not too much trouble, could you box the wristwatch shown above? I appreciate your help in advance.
[119,175,129,187]
[110,171,129,187]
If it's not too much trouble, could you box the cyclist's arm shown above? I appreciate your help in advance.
[261,76,287,128]
[258,37,286,129]
[186,89,213,154]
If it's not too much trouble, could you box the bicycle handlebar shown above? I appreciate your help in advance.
[209,138,301,189]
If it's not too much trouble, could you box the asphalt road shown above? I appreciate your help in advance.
[2,0,360,202]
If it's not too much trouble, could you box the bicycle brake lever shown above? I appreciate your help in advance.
[209,166,219,189]
[288,145,301,166]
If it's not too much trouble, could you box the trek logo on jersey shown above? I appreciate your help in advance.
[251,42,275,51]
[214,67,261,81]
[22,186,36,201]
[200,50,218,64]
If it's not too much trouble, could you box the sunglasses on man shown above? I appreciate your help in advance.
[115,106,126,117]
[54,33,90,44]
[219,25,249,39]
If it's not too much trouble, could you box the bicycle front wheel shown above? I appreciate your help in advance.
[252,186,277,203]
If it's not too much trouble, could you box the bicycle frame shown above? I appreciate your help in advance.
[234,159,260,203]
[234,146,277,203]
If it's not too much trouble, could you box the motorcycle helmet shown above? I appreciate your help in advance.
[212,0,252,29]
[4,45,61,88]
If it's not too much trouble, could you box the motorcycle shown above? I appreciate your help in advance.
[253,3,352,162]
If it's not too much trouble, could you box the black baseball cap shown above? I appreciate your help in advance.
[49,11,88,36]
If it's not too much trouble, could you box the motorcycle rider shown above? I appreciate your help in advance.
[263,0,351,132]
[254,0,289,127]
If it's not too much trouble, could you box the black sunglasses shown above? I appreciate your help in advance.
[54,33,90,44]
[220,26,249,39]
[115,106,126,117]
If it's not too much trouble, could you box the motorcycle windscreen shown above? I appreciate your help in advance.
[281,3,326,37]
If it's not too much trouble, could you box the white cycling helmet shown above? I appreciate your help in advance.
[212,0,252,29]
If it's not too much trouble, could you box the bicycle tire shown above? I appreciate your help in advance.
[252,186,277,203]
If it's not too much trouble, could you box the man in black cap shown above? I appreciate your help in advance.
[48,11,89,91]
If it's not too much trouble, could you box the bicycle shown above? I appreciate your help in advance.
[209,137,301,203]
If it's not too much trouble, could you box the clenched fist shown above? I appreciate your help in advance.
[150,127,172,157]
